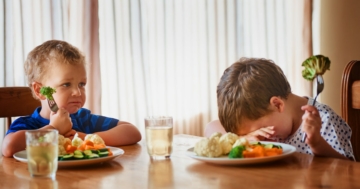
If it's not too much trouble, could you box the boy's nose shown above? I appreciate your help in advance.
[72,87,81,96]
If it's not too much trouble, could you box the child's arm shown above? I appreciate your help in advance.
[242,126,275,141]
[204,120,275,141]
[94,121,141,146]
[301,105,349,160]
[1,125,56,157]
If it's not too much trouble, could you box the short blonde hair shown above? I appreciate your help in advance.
[24,40,86,98]
[217,57,291,133]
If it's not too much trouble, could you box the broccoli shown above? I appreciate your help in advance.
[228,145,246,158]
[301,55,331,81]
[40,86,56,100]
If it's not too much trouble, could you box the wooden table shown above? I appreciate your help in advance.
[1,134,360,189]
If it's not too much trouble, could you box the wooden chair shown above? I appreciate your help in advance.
[0,87,41,130]
[341,60,360,161]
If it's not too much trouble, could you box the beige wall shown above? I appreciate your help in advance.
[319,0,360,115]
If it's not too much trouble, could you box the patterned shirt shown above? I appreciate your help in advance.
[6,107,119,135]
[277,97,354,160]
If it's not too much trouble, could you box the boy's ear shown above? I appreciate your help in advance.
[32,82,46,100]
[269,96,285,112]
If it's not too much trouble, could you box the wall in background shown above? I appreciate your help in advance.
[319,0,360,115]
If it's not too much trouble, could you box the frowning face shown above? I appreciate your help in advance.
[41,62,87,114]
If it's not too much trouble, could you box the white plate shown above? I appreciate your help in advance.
[13,146,124,167]
[186,141,296,165]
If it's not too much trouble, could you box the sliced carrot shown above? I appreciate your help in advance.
[63,140,72,148]
[77,144,86,151]
[264,148,283,156]
[107,148,113,156]
[83,140,94,146]
[66,145,78,153]
[94,144,106,149]
[243,146,265,158]
[85,145,96,150]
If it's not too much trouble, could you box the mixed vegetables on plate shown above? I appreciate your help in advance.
[194,132,283,159]
[58,133,113,161]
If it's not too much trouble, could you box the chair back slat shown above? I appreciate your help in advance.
[352,81,360,109]
[341,60,360,161]
[0,87,41,130]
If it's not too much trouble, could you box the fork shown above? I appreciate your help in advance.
[301,75,324,142]
[47,95,59,113]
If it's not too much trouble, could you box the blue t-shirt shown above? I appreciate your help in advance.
[6,107,119,135]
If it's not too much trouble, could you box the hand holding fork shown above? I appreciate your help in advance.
[301,75,324,143]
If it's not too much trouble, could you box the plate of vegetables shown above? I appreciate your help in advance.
[14,133,125,167]
[185,132,296,165]
[14,146,124,167]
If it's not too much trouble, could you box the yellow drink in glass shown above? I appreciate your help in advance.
[26,129,58,179]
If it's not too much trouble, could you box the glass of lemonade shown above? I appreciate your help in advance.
[145,116,173,160]
[25,129,58,179]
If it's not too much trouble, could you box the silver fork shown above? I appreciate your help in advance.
[301,75,324,142]
[47,95,59,113]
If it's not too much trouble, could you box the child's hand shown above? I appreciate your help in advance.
[49,108,73,135]
[63,129,77,140]
[301,105,323,147]
[242,126,275,141]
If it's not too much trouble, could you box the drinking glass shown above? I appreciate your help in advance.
[25,129,58,179]
[145,116,173,160]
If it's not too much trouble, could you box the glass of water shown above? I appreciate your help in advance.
[25,129,58,179]
[145,116,173,160]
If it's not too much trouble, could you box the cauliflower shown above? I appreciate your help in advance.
[58,145,67,155]
[232,137,249,148]
[210,132,222,140]
[194,137,223,157]
[84,134,105,145]
[57,134,71,155]
[72,133,84,147]
[219,132,239,154]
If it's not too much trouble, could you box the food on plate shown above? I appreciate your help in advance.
[40,86,56,100]
[57,133,111,161]
[194,135,223,157]
[194,132,283,158]
[301,55,331,81]
[228,145,246,158]
[84,134,105,146]
[232,142,283,158]
[194,132,239,158]
[58,134,72,155]
[71,133,83,148]
[219,132,240,154]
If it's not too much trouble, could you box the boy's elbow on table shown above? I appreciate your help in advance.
[101,122,141,146]
[2,132,26,158]
[120,123,142,144]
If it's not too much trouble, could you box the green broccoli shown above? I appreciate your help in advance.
[228,145,246,159]
[40,86,56,100]
[301,55,331,81]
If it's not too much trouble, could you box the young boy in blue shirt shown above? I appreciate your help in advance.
[2,40,141,157]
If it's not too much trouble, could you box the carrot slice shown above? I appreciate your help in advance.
[63,140,72,148]
[243,146,265,158]
[94,144,106,149]
[107,148,113,156]
[66,145,78,153]
[85,145,96,150]
[264,148,283,156]
[83,140,94,146]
